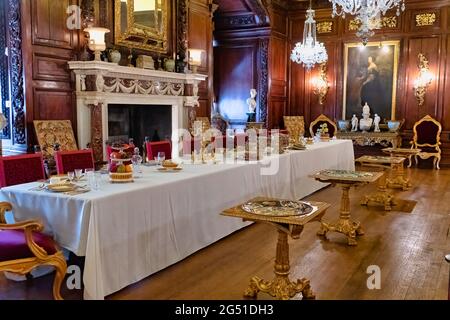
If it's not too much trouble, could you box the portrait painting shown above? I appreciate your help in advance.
[343,41,400,121]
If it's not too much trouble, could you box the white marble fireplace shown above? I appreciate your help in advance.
[68,61,207,161]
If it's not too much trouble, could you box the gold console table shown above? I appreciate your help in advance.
[337,132,402,148]
[310,170,382,246]
[221,197,330,300]
[356,155,406,210]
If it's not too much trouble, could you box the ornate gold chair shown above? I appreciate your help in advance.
[0,202,67,300]
[410,115,442,170]
[283,116,305,143]
[309,114,338,138]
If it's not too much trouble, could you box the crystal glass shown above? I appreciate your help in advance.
[86,171,95,189]
[74,169,83,181]
[93,172,102,190]
[157,152,166,166]
[67,171,75,183]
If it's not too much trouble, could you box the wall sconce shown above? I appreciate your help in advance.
[311,62,330,105]
[413,53,433,107]
[84,27,110,61]
[188,49,205,73]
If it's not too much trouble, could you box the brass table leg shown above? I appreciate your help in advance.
[244,230,315,300]
[387,162,411,191]
[361,171,395,211]
[317,185,364,246]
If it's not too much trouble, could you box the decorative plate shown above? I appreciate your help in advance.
[157,167,182,172]
[241,200,314,217]
[46,183,76,193]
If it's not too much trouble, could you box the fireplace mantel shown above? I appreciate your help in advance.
[68,61,207,161]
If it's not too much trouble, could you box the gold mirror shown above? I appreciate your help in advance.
[115,0,168,53]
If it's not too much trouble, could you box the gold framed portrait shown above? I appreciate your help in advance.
[343,41,400,121]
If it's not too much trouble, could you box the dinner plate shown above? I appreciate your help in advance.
[46,183,77,193]
[157,167,182,172]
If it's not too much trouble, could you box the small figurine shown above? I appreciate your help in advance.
[374,114,381,132]
[351,114,359,132]
[360,102,373,131]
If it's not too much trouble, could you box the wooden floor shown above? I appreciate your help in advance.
[1,167,449,300]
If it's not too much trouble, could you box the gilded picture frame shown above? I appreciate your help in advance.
[114,0,168,53]
[342,41,400,121]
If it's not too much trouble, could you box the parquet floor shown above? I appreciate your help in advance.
[1,168,449,300]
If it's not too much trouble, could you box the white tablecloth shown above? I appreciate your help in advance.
[1,140,354,299]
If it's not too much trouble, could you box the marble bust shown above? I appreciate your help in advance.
[359,102,373,131]
[246,89,257,113]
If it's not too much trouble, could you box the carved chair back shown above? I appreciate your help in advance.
[309,114,338,137]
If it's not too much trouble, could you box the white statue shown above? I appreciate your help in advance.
[351,114,359,132]
[246,89,257,113]
[359,102,373,131]
[374,114,381,132]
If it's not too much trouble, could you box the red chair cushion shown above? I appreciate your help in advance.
[146,141,172,160]
[54,149,95,174]
[416,121,440,145]
[0,154,45,187]
[0,229,57,262]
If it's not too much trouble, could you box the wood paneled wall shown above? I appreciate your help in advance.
[288,0,450,165]
[20,0,79,149]
[15,0,214,149]
[213,0,288,128]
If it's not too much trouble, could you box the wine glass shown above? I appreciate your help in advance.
[157,152,166,166]
[74,169,83,181]
[67,171,75,183]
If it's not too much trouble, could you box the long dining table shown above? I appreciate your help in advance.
[1,139,354,300]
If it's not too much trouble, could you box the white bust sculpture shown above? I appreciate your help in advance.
[246,89,257,113]
[351,114,358,132]
[359,102,373,131]
[374,114,381,132]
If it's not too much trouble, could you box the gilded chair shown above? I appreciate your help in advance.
[0,154,46,188]
[410,115,442,169]
[309,114,338,138]
[283,116,305,143]
[54,149,95,174]
[146,140,172,161]
[0,202,67,300]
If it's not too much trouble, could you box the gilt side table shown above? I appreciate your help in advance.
[221,197,330,300]
[382,148,421,190]
[356,155,406,210]
[310,170,382,246]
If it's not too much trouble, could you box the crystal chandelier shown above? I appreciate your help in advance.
[330,0,406,44]
[290,3,328,71]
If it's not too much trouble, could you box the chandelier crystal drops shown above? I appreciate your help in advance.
[290,8,328,71]
[330,0,406,44]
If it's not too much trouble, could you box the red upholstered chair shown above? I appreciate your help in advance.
[0,202,67,300]
[146,140,172,161]
[410,115,442,169]
[0,154,45,187]
[54,149,95,174]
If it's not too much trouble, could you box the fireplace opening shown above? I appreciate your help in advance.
[107,104,172,152]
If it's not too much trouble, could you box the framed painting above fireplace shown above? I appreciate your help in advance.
[343,41,400,122]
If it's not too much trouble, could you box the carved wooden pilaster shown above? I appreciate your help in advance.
[258,38,269,126]
[177,0,188,73]
[90,103,104,163]
[8,0,26,145]
[0,0,10,139]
